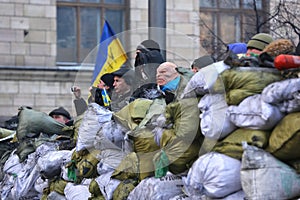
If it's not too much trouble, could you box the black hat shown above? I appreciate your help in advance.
[137,39,161,52]
[49,107,71,120]
[191,55,215,69]
[112,65,134,85]
[101,73,114,88]
[112,65,131,77]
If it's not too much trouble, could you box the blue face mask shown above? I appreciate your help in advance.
[161,76,180,92]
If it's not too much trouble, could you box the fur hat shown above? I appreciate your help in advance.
[247,33,274,51]
[137,39,161,52]
[100,73,114,88]
[191,55,215,69]
[49,107,71,120]
[262,39,295,57]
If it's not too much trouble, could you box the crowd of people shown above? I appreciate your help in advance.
[1,33,300,199]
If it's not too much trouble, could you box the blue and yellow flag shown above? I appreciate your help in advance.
[91,20,127,87]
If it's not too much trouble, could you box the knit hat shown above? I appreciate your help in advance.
[49,107,71,120]
[101,73,114,88]
[137,39,161,53]
[247,33,274,51]
[227,43,247,54]
[191,55,215,69]
[262,39,295,57]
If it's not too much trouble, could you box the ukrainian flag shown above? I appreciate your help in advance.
[91,20,127,87]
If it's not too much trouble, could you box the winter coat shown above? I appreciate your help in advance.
[134,50,165,89]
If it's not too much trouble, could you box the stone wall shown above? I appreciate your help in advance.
[0,0,56,67]
[0,67,92,126]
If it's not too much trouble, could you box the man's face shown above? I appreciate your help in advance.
[156,62,179,86]
[113,76,130,94]
[52,115,69,124]
[191,66,199,73]
[97,80,110,90]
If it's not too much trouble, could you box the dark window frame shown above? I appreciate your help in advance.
[199,0,270,59]
[56,0,130,65]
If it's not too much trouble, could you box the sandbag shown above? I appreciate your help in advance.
[47,191,67,200]
[183,152,242,198]
[112,179,138,200]
[34,176,48,194]
[94,171,121,200]
[94,120,127,151]
[76,150,100,179]
[127,174,183,200]
[111,152,139,181]
[241,143,300,199]
[182,61,230,98]
[214,67,282,105]
[199,94,237,140]
[96,149,127,175]
[16,107,72,141]
[49,179,68,195]
[8,143,57,199]
[261,78,300,113]
[0,127,15,139]
[227,94,284,130]
[64,182,91,200]
[113,99,153,131]
[76,103,112,152]
[37,150,73,179]
[213,128,270,160]
[266,112,300,161]
[89,179,105,200]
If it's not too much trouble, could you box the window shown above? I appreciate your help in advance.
[57,0,128,64]
[199,0,269,59]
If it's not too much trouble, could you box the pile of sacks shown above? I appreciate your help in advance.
[1,50,300,199]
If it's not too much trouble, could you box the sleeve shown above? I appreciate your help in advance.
[73,98,88,116]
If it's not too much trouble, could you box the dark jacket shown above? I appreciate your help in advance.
[134,50,165,89]
[73,88,112,116]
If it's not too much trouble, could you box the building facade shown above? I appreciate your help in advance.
[0,0,290,125]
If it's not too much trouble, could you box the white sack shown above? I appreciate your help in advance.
[76,103,112,152]
[3,151,22,175]
[47,191,67,200]
[95,170,121,200]
[199,94,237,140]
[183,152,242,198]
[127,174,183,200]
[261,78,300,113]
[182,61,230,98]
[9,143,56,200]
[37,150,72,179]
[227,94,284,130]
[96,149,127,175]
[64,182,91,200]
[34,176,48,194]
[241,143,300,200]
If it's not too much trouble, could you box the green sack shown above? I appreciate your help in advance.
[112,179,138,200]
[266,112,300,161]
[0,127,15,139]
[154,150,169,178]
[213,128,271,160]
[17,107,73,141]
[89,179,103,199]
